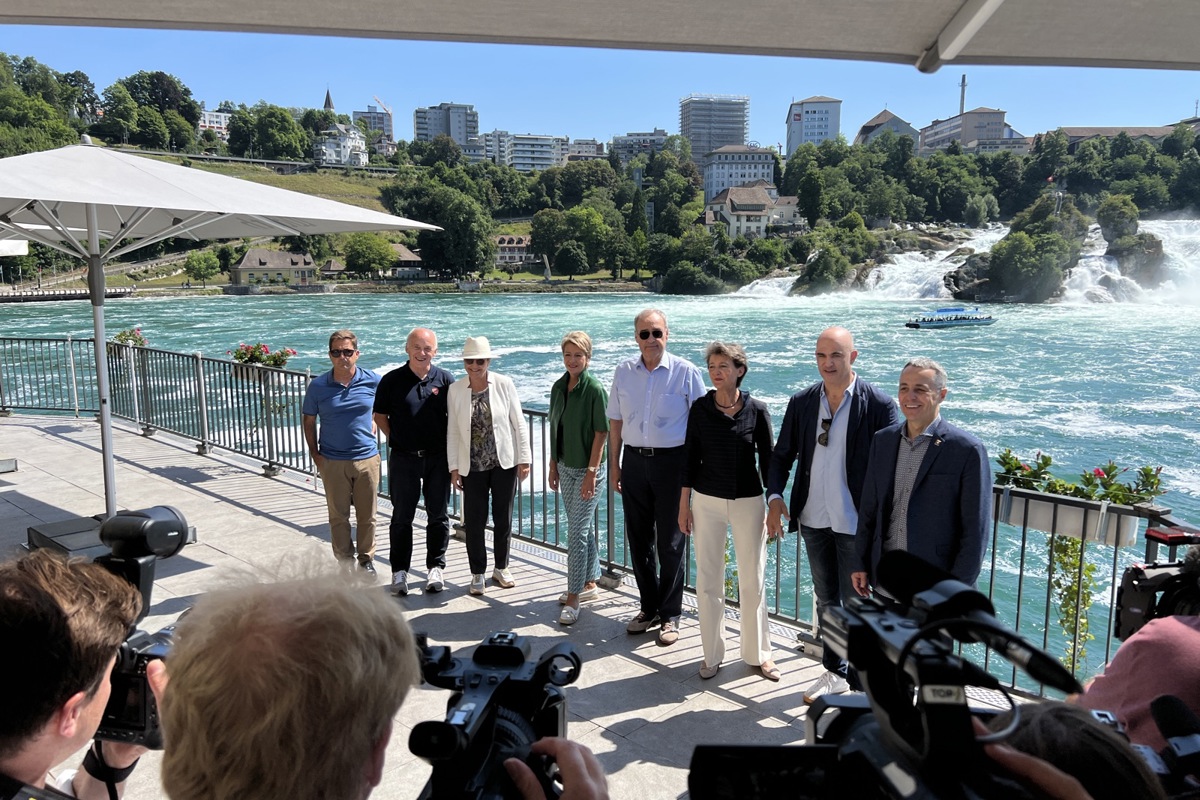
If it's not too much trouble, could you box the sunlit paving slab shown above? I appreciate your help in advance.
[0,414,824,800]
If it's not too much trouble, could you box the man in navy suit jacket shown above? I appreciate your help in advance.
[766,327,898,702]
[851,357,991,598]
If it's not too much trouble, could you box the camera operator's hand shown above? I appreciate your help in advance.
[851,571,871,597]
[973,718,1094,800]
[766,497,789,539]
[504,738,608,800]
[71,660,170,800]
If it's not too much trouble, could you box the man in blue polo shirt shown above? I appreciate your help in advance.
[303,329,381,576]
[607,308,705,646]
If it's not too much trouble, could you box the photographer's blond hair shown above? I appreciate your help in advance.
[161,575,419,800]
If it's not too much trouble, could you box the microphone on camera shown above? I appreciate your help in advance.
[877,551,1083,695]
[1151,694,1200,778]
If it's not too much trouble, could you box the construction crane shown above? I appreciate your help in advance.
[372,96,393,116]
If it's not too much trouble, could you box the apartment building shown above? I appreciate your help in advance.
[413,102,480,145]
[197,110,232,141]
[680,95,749,162]
[610,128,670,164]
[919,107,1014,153]
[484,130,569,172]
[702,144,776,202]
[352,105,394,142]
[785,96,842,153]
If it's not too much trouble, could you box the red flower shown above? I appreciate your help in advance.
[1093,468,1106,477]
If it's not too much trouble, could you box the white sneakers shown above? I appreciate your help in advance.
[558,585,600,604]
[390,571,409,597]
[803,671,850,704]
[559,604,580,625]
[492,567,516,588]
[426,567,444,593]
[469,574,485,595]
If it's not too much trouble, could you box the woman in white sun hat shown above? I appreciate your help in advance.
[447,335,532,596]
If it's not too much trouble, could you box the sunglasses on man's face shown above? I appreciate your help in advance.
[463,358,488,365]
[329,348,357,357]
[638,329,665,340]
[818,418,832,447]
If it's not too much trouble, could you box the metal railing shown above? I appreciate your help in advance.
[0,337,1182,687]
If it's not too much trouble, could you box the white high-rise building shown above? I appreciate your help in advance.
[680,94,749,161]
[413,102,480,145]
[484,131,568,172]
[785,96,842,154]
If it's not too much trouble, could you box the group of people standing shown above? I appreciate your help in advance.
[301,310,991,695]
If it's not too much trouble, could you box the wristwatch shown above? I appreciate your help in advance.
[586,466,598,472]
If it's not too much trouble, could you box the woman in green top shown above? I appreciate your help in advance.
[547,331,609,625]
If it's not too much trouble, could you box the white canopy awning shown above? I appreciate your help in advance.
[4,0,1198,73]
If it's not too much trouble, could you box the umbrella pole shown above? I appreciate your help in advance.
[86,205,117,518]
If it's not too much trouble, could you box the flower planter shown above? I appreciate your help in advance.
[998,490,1140,548]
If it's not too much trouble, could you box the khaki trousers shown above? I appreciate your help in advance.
[318,454,380,563]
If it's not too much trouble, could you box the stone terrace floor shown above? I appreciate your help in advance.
[0,414,829,800]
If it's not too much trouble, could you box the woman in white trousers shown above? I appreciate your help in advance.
[679,341,778,681]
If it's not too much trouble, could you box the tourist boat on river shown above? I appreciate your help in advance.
[905,306,997,329]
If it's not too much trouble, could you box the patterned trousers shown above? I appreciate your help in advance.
[558,462,604,594]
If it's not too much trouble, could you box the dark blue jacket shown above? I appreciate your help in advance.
[853,417,992,588]
[766,378,898,533]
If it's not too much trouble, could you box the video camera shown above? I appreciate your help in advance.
[94,506,189,749]
[410,631,582,800]
[689,551,1084,800]
[1114,546,1200,641]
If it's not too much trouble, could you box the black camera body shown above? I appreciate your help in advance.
[92,506,189,749]
[99,623,177,749]
[1114,557,1200,641]
[410,632,582,800]
[689,551,1083,800]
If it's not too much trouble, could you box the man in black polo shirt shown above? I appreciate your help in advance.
[373,327,455,596]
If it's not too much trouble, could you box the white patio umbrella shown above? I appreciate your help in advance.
[0,138,440,518]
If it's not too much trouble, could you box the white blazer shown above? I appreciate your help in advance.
[447,372,532,475]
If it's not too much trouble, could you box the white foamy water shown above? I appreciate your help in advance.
[866,224,1007,299]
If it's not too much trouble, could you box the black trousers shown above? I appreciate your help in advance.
[462,465,518,575]
[621,446,688,620]
[388,451,451,574]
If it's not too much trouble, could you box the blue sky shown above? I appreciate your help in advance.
[8,25,1200,148]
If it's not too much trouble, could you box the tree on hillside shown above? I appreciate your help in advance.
[558,160,618,208]
[0,87,76,156]
[299,108,339,139]
[563,205,610,266]
[119,70,200,125]
[554,240,589,280]
[162,109,195,151]
[409,185,495,277]
[98,83,138,144]
[183,250,220,287]
[530,208,570,269]
[280,234,338,264]
[798,163,826,228]
[420,134,463,168]
[782,142,819,196]
[343,233,396,275]
[133,106,169,149]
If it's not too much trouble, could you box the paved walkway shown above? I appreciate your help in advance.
[0,414,825,799]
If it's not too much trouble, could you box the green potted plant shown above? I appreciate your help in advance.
[107,327,148,361]
[995,449,1166,670]
[228,342,298,380]
[995,449,1164,548]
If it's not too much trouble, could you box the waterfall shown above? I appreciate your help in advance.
[736,275,797,296]
[866,224,1007,299]
[1063,220,1200,304]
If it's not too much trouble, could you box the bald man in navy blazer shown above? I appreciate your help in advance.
[851,357,991,597]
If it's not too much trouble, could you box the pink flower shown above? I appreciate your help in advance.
[262,345,270,354]
[1093,468,1106,477]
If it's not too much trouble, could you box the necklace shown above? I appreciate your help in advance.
[714,391,741,410]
